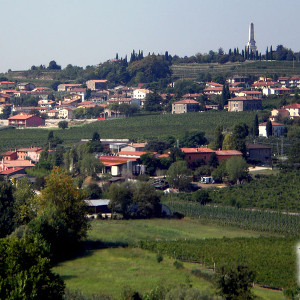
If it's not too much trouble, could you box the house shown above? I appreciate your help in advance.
[181,147,215,166]
[57,83,81,92]
[172,99,200,114]
[38,99,56,108]
[132,89,150,101]
[0,93,12,103]
[203,87,223,95]
[17,147,43,162]
[46,109,59,118]
[206,82,223,88]
[227,75,249,84]
[17,82,36,91]
[117,151,156,158]
[121,143,147,152]
[58,108,74,119]
[270,108,290,122]
[252,81,278,90]
[246,144,271,165]
[238,90,263,98]
[284,103,300,118]
[269,87,291,96]
[0,81,15,89]
[0,167,26,180]
[99,155,142,176]
[86,79,108,91]
[259,122,285,137]
[0,159,35,172]
[228,97,262,112]
[215,150,242,162]
[2,150,18,161]
[90,91,108,102]
[69,87,87,101]
[63,94,82,103]
[8,113,45,128]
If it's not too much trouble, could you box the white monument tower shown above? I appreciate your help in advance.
[247,23,257,53]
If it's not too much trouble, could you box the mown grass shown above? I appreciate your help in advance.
[54,247,214,299]
[53,219,286,299]
[87,218,264,247]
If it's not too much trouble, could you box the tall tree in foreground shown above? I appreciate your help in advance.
[0,235,65,299]
[266,120,273,137]
[30,167,89,259]
[216,265,256,300]
[167,161,192,191]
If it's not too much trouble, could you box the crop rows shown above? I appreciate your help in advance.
[139,237,298,289]
[164,200,300,236]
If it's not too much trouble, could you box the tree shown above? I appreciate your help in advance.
[0,105,11,119]
[30,167,89,258]
[212,125,224,150]
[92,131,100,141]
[108,182,133,218]
[0,235,65,299]
[222,134,235,150]
[144,90,163,112]
[132,182,161,218]
[232,123,249,156]
[0,181,15,238]
[181,131,207,148]
[169,147,185,162]
[266,120,272,137]
[191,189,211,205]
[216,265,256,300]
[253,115,259,136]
[145,139,169,154]
[13,177,37,227]
[58,120,68,130]
[140,153,159,176]
[208,152,219,168]
[166,161,192,191]
[288,141,300,163]
[47,60,61,70]
[226,157,248,183]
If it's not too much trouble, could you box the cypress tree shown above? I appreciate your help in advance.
[253,115,259,136]
[266,120,273,137]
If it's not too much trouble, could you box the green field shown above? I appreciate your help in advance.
[53,219,287,299]
[0,111,260,152]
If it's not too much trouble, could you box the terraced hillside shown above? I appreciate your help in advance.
[172,60,300,80]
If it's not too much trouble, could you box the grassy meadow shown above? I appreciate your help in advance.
[53,219,287,299]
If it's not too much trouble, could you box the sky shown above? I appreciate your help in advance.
[1,0,299,73]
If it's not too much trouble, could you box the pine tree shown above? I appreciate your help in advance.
[266,47,269,60]
[270,45,273,60]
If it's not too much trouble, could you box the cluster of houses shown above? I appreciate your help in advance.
[0,74,299,128]
[0,138,272,182]
[172,75,300,114]
[0,146,45,180]
[0,79,155,124]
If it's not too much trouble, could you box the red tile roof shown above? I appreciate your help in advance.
[229,97,260,101]
[215,150,242,156]
[259,122,284,126]
[8,113,35,120]
[181,147,214,153]
[174,99,199,104]
[0,167,25,175]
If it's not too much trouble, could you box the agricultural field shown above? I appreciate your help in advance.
[0,111,260,152]
[210,171,300,212]
[54,219,287,299]
[140,237,298,290]
[163,200,300,236]
[172,60,300,80]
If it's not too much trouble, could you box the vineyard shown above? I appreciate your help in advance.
[139,237,298,289]
[163,200,300,237]
[172,60,300,80]
[0,111,260,152]
[210,171,300,212]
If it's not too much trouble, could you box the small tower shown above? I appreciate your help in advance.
[247,23,257,53]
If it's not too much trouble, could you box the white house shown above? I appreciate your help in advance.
[132,89,150,100]
[259,122,285,137]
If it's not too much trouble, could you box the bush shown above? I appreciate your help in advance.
[156,253,163,263]
[173,260,183,269]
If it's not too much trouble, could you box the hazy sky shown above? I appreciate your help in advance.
[1,0,299,73]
